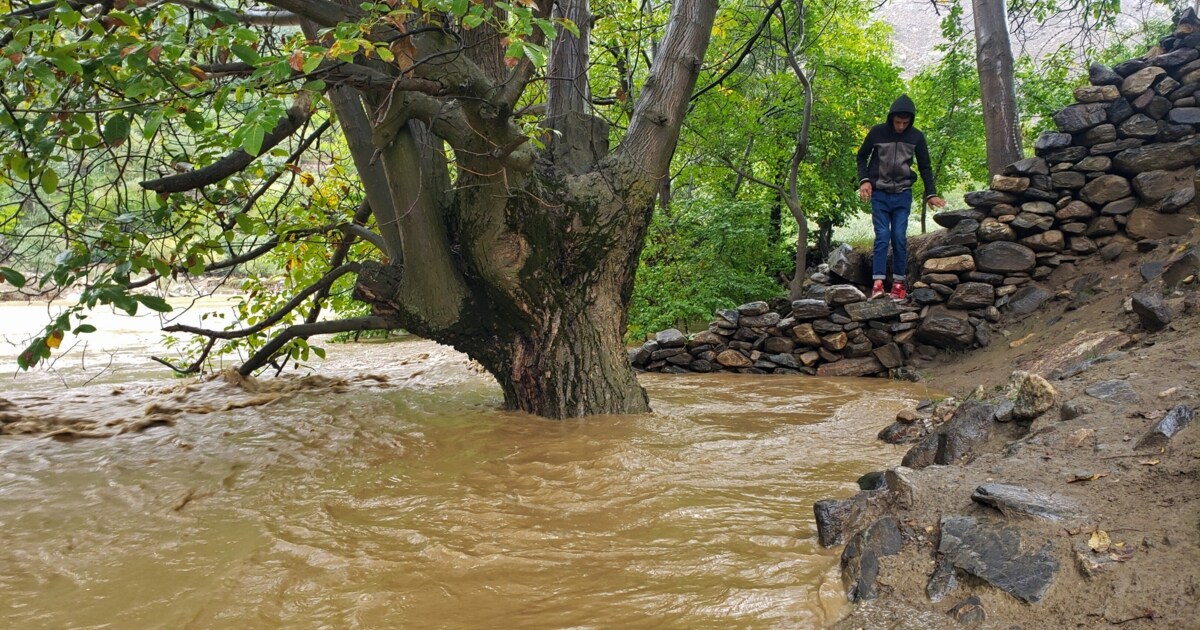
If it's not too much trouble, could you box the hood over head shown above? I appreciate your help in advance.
[887,94,916,124]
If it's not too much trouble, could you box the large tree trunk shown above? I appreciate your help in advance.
[349,0,717,418]
[973,0,1023,177]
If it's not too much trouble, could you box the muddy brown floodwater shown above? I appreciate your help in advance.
[0,302,935,628]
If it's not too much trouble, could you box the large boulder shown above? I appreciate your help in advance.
[1113,137,1200,174]
[1053,102,1108,133]
[975,241,1037,274]
[916,306,975,349]
[1080,174,1133,205]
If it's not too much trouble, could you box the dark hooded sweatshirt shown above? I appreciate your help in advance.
[856,94,938,199]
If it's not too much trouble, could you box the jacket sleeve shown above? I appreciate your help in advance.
[856,130,873,185]
[915,132,938,198]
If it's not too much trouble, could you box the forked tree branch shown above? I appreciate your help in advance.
[238,316,394,375]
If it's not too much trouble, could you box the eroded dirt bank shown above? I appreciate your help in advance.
[828,233,1199,628]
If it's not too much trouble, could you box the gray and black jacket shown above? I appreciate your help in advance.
[856,94,938,199]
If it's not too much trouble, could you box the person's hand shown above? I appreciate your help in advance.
[858,182,872,202]
[928,195,946,209]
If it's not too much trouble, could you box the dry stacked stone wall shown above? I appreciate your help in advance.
[632,12,1200,378]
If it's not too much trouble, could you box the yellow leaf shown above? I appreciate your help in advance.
[47,329,63,349]
[1088,530,1111,553]
[1140,459,1160,466]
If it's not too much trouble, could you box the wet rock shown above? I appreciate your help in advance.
[1035,131,1073,151]
[872,343,904,369]
[1135,404,1194,450]
[715,349,752,369]
[1054,102,1109,133]
[841,517,904,602]
[927,555,959,603]
[933,209,987,228]
[1125,206,1194,240]
[766,353,801,370]
[937,402,996,465]
[714,309,739,328]
[1131,292,1173,331]
[816,356,884,377]
[948,283,995,309]
[1113,137,1200,173]
[1131,166,1195,201]
[975,241,1037,274]
[655,328,687,348]
[964,190,1019,208]
[857,471,887,491]
[1080,174,1132,205]
[826,284,866,306]
[1010,371,1057,420]
[740,312,781,328]
[844,299,903,321]
[947,596,987,625]
[1089,62,1123,85]
[792,299,832,320]
[972,483,1074,521]
[786,325,820,349]
[1085,379,1139,403]
[937,515,1059,604]
[738,301,770,316]
[916,307,975,349]
[813,491,889,548]
[878,421,927,444]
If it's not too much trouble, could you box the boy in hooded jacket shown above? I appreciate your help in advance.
[856,94,946,300]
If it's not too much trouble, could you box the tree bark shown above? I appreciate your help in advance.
[349,0,717,418]
[973,0,1023,178]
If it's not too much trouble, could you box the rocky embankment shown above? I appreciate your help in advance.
[633,9,1200,381]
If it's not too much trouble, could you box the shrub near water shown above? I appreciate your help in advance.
[629,199,789,341]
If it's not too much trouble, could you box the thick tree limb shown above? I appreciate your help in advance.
[258,0,360,27]
[140,93,314,193]
[618,0,718,185]
[238,316,394,375]
[168,0,302,25]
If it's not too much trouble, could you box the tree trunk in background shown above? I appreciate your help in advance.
[973,0,1023,177]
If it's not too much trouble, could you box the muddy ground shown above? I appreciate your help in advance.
[831,230,1200,628]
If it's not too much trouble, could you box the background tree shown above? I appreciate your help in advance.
[972,0,1023,177]
[0,0,718,418]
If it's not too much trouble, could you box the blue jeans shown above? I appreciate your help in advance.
[871,190,912,282]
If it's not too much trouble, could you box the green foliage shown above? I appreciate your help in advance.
[628,199,788,341]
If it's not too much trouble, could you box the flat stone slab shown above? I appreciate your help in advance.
[1085,379,1139,403]
[938,515,1059,603]
[971,483,1076,521]
[844,299,903,321]
[1135,405,1194,450]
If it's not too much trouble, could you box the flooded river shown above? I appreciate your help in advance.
[0,301,932,628]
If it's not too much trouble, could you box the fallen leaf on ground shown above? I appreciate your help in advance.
[1140,459,1160,466]
[1089,529,1111,553]
[1069,472,1109,483]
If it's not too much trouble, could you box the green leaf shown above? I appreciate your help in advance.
[72,324,97,334]
[505,40,524,60]
[522,42,547,66]
[450,0,467,16]
[241,124,266,155]
[102,113,130,145]
[137,294,173,313]
[0,266,27,288]
[230,43,261,64]
[40,168,58,194]
[49,54,84,76]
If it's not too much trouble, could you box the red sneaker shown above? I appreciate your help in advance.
[891,281,907,301]
[870,280,885,299]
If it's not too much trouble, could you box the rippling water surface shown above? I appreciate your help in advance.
[0,302,930,628]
